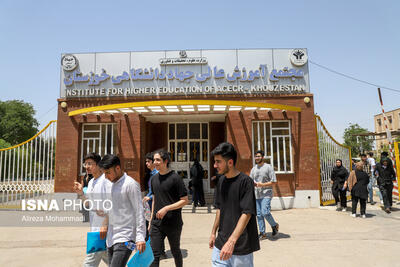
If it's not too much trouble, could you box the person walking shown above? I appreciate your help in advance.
[209,142,260,267]
[366,152,381,204]
[375,157,396,213]
[99,154,146,267]
[190,159,206,207]
[73,153,111,267]
[330,159,349,211]
[149,149,189,267]
[249,150,279,240]
[360,154,373,204]
[345,162,369,218]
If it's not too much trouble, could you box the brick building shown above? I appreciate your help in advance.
[374,107,400,150]
[55,49,320,209]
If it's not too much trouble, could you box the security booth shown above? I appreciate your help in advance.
[55,48,320,209]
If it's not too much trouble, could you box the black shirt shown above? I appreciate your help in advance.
[215,172,260,255]
[151,170,188,227]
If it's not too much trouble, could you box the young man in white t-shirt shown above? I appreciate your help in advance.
[73,153,112,267]
[99,154,146,267]
[367,152,378,204]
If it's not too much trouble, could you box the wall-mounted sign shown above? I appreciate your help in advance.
[60,49,310,98]
[290,49,308,66]
[61,54,78,71]
[63,65,304,87]
[159,58,208,65]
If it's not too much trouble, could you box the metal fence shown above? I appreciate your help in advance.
[394,141,400,199]
[315,115,352,206]
[0,120,56,209]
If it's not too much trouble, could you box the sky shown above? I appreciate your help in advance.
[0,0,399,143]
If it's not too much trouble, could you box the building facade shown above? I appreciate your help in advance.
[374,107,400,150]
[55,48,320,209]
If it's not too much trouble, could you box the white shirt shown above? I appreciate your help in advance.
[86,174,112,232]
[367,157,376,172]
[106,173,146,247]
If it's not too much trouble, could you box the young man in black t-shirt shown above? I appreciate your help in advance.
[149,149,189,267]
[209,142,260,267]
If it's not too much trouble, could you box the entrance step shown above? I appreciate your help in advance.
[188,192,215,205]
[182,204,216,214]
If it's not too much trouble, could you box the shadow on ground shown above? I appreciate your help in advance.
[162,249,188,260]
[264,232,291,241]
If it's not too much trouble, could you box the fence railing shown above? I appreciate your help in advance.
[0,120,57,209]
[394,141,400,199]
[315,115,352,206]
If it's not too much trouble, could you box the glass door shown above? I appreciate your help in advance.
[168,122,210,192]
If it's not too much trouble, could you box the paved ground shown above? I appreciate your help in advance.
[0,200,399,267]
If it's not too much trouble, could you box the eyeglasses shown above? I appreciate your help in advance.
[83,162,95,167]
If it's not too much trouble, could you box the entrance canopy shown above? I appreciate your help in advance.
[68,100,301,117]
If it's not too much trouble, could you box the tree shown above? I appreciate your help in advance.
[343,123,373,157]
[0,100,39,145]
[0,139,11,149]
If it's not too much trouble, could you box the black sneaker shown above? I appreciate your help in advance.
[258,233,267,240]
[160,252,167,260]
[272,223,279,237]
[385,208,391,214]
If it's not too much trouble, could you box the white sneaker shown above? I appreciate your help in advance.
[342,208,347,212]
[350,213,356,218]
[361,215,366,218]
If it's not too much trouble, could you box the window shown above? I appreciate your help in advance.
[252,121,292,173]
[377,119,381,126]
[388,116,392,124]
[80,123,117,173]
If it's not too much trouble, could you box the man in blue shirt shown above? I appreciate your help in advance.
[143,152,159,208]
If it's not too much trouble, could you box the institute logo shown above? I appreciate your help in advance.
[61,54,78,71]
[179,50,187,58]
[290,49,308,66]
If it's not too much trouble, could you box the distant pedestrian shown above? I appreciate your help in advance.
[345,162,369,218]
[190,159,205,207]
[366,152,380,204]
[360,154,373,204]
[330,159,349,211]
[375,157,396,213]
[249,150,279,240]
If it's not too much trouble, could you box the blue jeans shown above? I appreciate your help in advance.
[255,197,277,234]
[212,246,253,267]
[367,176,374,202]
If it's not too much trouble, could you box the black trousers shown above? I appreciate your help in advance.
[379,183,393,209]
[107,242,132,267]
[332,185,347,208]
[193,184,205,206]
[351,195,366,215]
[150,223,183,267]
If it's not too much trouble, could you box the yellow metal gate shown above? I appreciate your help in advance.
[394,141,400,198]
[315,115,352,206]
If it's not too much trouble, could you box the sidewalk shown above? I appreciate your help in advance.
[0,201,399,267]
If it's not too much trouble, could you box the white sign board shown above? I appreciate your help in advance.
[60,49,310,98]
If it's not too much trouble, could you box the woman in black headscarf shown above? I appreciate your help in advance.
[345,162,370,218]
[330,159,349,211]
